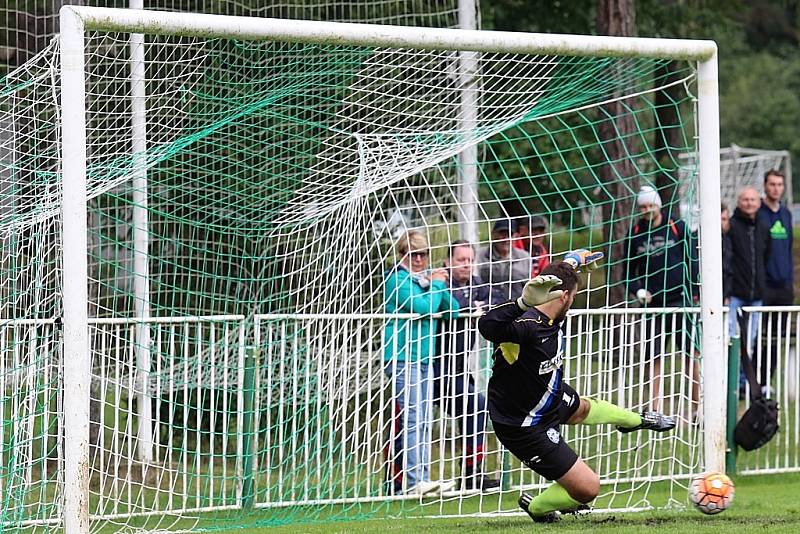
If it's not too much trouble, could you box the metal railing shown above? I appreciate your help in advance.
[1,306,796,526]
[733,306,800,474]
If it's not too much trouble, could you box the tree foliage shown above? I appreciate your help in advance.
[482,0,800,199]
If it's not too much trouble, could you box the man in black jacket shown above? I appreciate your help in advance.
[625,185,699,411]
[727,186,771,366]
[435,241,504,490]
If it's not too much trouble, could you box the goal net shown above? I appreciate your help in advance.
[1,7,723,532]
[679,144,792,232]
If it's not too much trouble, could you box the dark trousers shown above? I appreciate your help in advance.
[760,284,794,387]
[432,357,487,474]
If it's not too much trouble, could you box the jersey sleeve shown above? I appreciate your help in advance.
[477,301,537,345]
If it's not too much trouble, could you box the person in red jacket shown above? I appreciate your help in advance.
[514,215,550,277]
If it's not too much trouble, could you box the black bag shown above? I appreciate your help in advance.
[733,313,779,451]
[734,397,779,451]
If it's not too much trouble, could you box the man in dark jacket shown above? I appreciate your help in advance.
[435,241,504,490]
[722,203,733,303]
[757,170,792,391]
[477,219,532,301]
[728,186,770,356]
[625,185,699,410]
[626,186,699,307]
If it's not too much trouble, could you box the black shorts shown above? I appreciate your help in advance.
[492,384,581,481]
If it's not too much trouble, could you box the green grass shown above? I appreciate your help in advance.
[256,472,800,534]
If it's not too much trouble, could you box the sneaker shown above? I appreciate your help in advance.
[463,475,501,491]
[403,480,440,495]
[617,411,676,433]
[518,492,560,523]
[437,480,457,494]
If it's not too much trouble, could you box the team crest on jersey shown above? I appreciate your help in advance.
[539,353,563,375]
[547,428,560,444]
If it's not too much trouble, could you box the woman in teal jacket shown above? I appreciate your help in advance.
[384,230,459,496]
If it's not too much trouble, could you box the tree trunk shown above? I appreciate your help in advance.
[597,0,636,305]
[654,60,681,208]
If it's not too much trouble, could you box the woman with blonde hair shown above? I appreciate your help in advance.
[384,230,459,495]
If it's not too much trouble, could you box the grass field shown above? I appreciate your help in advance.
[260,472,800,534]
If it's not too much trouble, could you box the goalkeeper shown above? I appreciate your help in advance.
[478,250,676,523]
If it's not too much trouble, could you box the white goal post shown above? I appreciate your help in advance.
[59,6,723,533]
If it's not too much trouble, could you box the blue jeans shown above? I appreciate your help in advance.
[729,296,762,353]
[385,360,433,490]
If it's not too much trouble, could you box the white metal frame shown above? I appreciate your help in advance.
[59,6,722,532]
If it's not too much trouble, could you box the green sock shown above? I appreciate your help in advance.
[581,398,641,428]
[526,483,583,516]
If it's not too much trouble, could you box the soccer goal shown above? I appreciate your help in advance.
[2,6,724,532]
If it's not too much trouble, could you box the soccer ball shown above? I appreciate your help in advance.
[688,471,735,515]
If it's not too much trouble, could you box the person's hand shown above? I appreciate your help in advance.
[517,275,563,311]
[564,249,604,272]
[636,288,653,305]
[429,268,448,283]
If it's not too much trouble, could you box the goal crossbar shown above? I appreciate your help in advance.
[57,7,724,533]
[60,6,717,60]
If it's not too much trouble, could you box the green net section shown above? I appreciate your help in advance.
[0,30,704,532]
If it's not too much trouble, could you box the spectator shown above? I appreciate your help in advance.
[477,219,532,301]
[722,203,733,304]
[625,185,699,411]
[757,170,793,392]
[515,215,551,277]
[436,241,504,491]
[383,231,459,495]
[728,187,770,357]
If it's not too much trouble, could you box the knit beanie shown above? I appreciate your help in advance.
[637,185,662,208]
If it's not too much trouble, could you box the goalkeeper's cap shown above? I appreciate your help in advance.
[637,185,662,208]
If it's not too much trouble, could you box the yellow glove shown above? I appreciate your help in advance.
[517,274,564,311]
[564,249,604,272]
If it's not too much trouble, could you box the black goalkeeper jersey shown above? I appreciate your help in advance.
[478,300,565,427]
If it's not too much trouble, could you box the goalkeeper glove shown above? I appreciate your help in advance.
[517,274,564,311]
[564,249,604,272]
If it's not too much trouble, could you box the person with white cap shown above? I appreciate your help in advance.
[625,185,700,412]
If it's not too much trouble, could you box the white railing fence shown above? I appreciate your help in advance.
[734,306,800,474]
[0,307,796,526]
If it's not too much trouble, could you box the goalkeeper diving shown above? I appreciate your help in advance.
[478,249,676,523]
